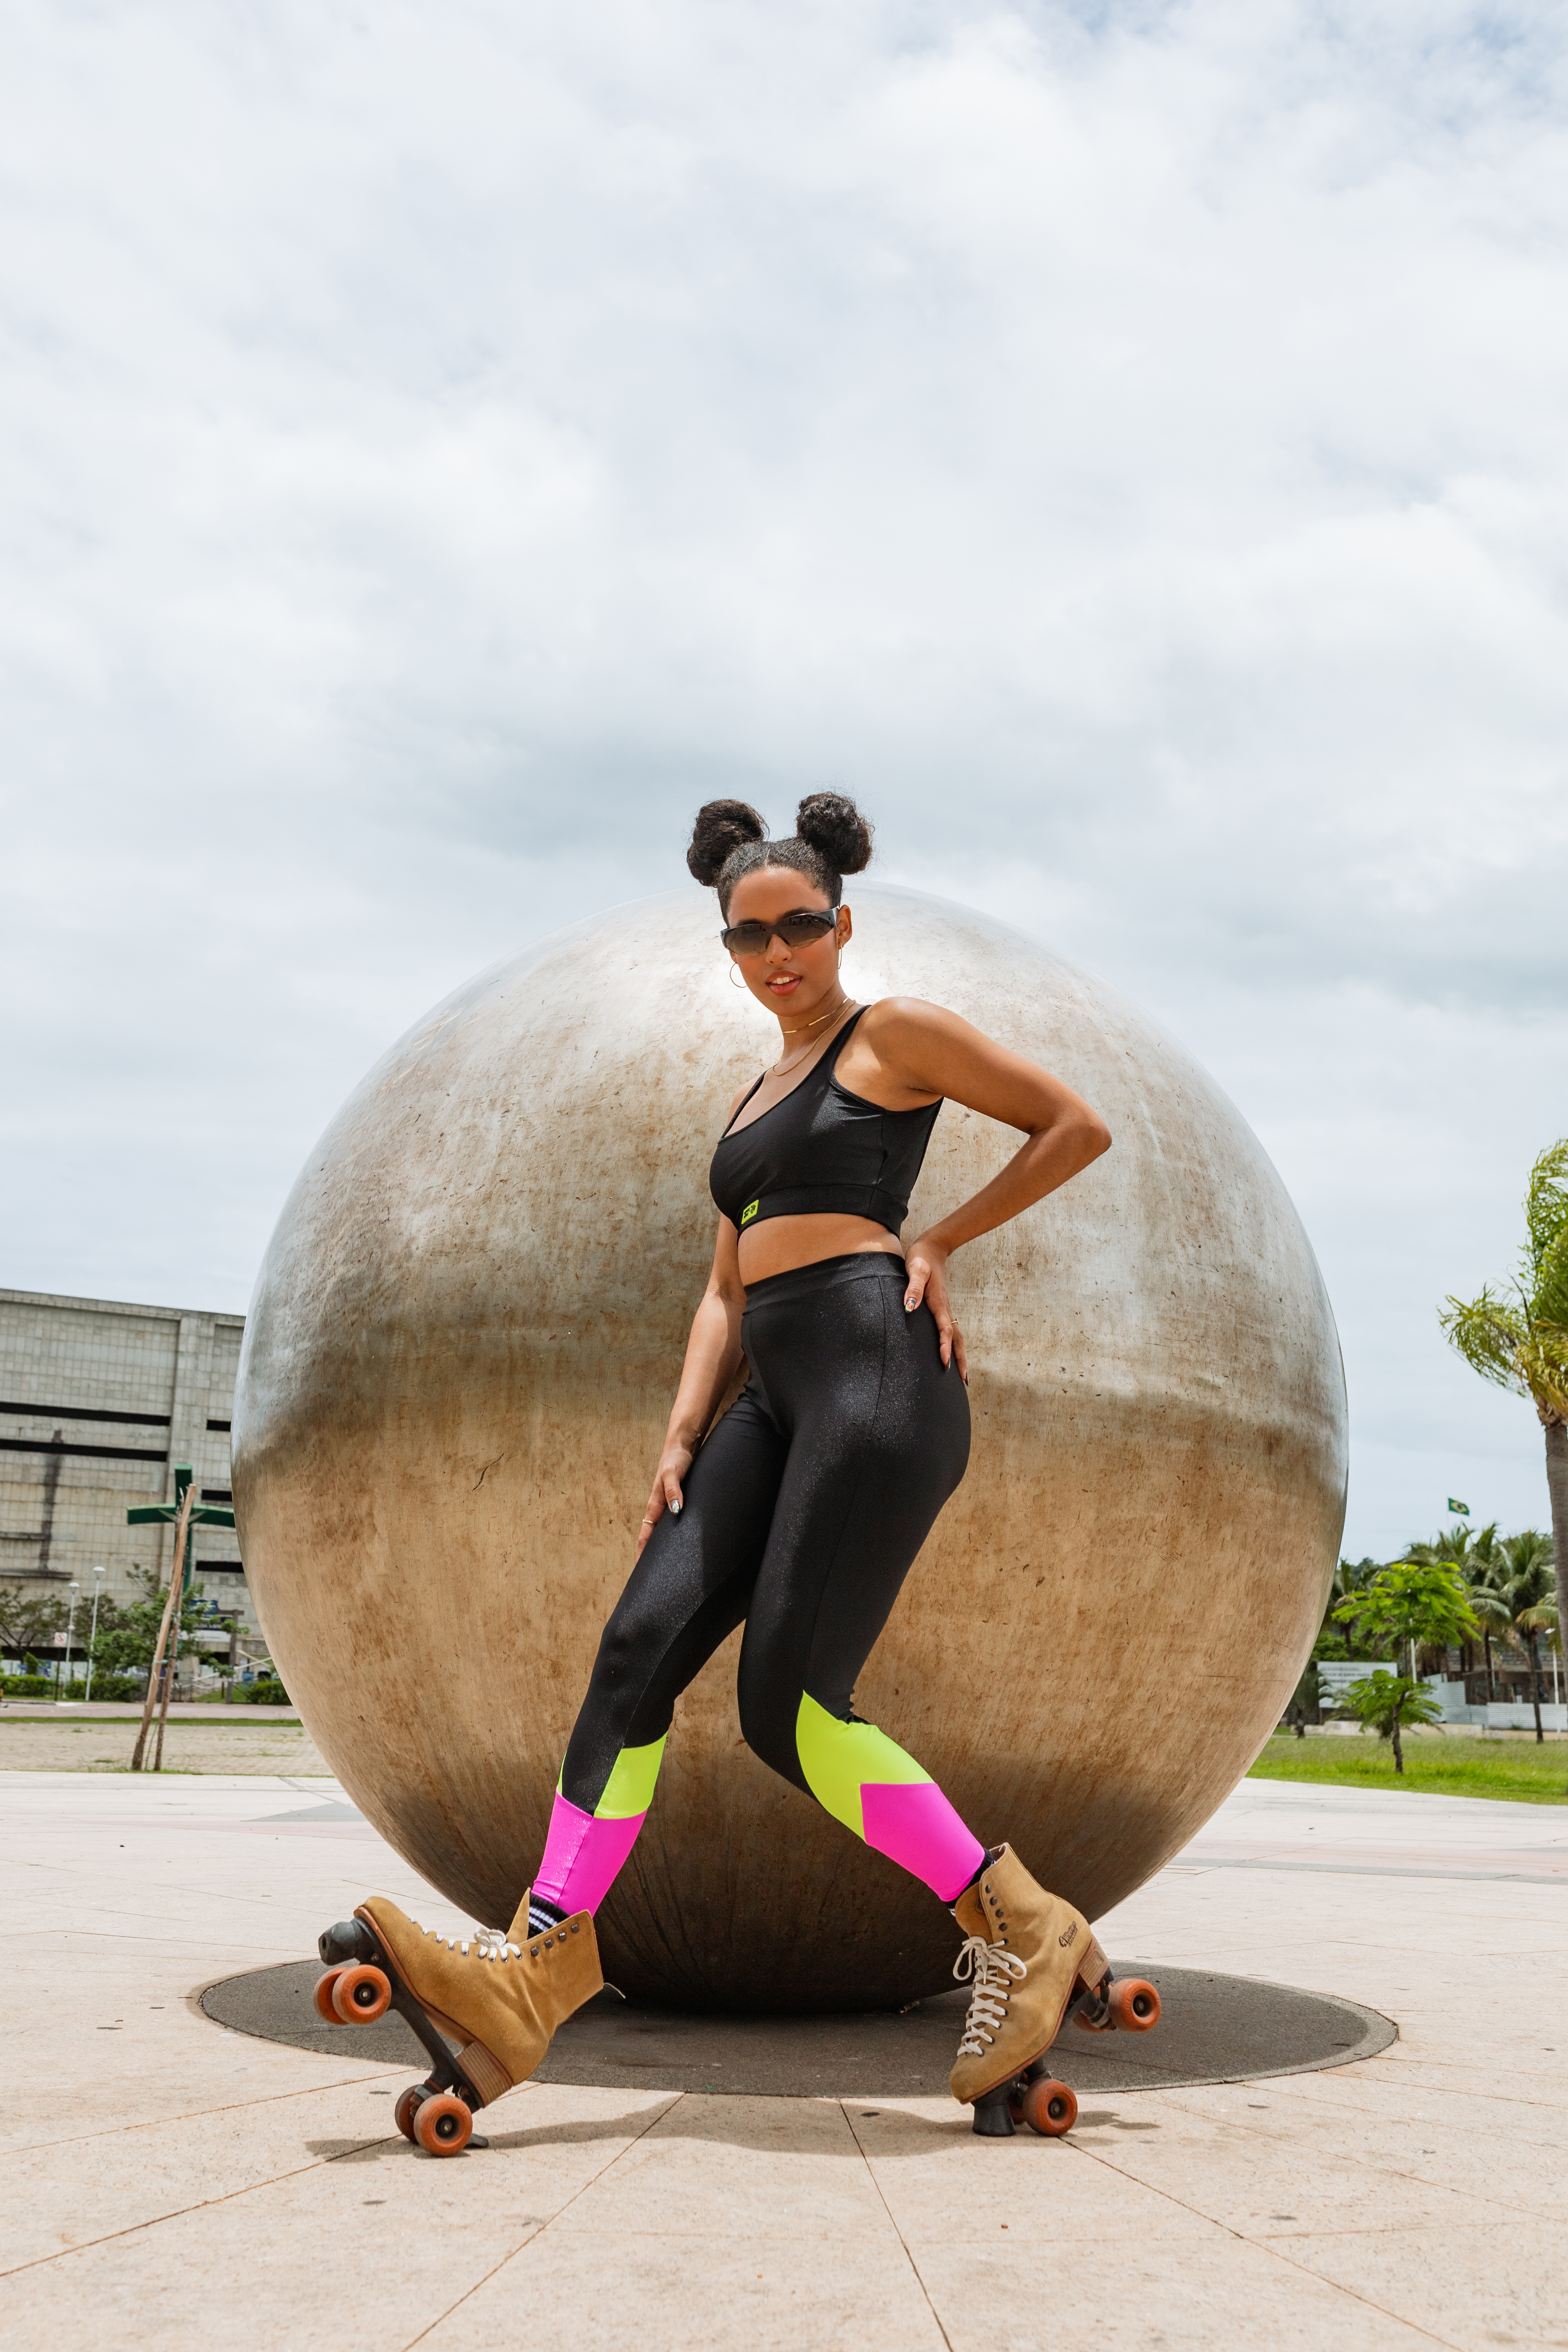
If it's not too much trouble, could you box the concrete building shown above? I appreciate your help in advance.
[0,1284,262,1665]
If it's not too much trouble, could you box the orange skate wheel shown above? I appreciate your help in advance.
[330,1963,392,2024]
[313,1968,346,2023]
[1020,2077,1077,2137]
[394,2084,427,2142]
[1109,1978,1160,2032]
[414,2093,473,2156]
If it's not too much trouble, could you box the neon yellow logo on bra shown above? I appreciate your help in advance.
[740,1199,760,1226]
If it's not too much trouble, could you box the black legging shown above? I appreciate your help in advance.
[540,1253,982,1908]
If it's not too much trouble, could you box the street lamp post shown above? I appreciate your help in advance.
[60,1582,81,1701]
[84,1567,106,1702]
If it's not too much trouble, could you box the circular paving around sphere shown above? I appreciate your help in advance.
[202,1959,1394,2099]
[232,886,1347,2011]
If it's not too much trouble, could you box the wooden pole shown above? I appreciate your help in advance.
[152,1488,198,1770]
[130,1487,194,1773]
[151,1537,190,1771]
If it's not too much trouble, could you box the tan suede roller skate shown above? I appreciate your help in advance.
[950,1845,1161,2139]
[315,1891,602,2155]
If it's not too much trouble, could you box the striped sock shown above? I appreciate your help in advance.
[526,1893,567,1939]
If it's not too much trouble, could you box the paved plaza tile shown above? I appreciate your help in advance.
[1,1767,1562,2349]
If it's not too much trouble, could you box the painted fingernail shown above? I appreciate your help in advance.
[670,1501,682,1515]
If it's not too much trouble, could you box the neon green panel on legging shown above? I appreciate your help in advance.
[594,1735,668,1820]
[794,1692,930,1840]
[556,1734,668,1820]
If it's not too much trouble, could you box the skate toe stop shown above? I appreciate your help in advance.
[970,2083,1018,2137]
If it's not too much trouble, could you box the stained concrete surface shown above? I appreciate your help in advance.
[203,1955,1395,2097]
[2,1769,1564,2350]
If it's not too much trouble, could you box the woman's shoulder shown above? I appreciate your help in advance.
[857,995,961,1048]
[845,997,967,1101]
[852,996,995,1098]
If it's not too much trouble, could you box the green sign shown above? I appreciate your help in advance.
[127,1463,235,1589]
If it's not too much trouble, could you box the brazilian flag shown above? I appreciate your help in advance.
[1447,1497,1469,1515]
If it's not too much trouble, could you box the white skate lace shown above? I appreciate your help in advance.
[953,1934,1027,2056]
[409,1921,523,1963]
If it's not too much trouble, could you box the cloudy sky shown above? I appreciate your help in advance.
[3,1,1566,1559]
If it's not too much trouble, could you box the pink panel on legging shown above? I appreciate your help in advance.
[532,1791,647,1915]
[860,1781,985,1904]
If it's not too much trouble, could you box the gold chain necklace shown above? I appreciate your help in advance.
[773,996,856,1075]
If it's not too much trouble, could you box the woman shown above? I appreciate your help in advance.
[323,793,1123,2148]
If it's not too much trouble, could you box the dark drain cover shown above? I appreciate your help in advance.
[201,1961,1393,2098]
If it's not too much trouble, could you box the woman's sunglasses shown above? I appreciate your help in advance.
[720,910,838,956]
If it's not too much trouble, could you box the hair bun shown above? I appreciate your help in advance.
[795,792,872,878]
[687,799,767,888]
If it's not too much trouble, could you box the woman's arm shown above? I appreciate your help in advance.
[636,1215,747,1555]
[860,998,1112,1381]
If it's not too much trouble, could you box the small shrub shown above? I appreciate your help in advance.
[233,1676,292,1707]
[1,1672,147,1701]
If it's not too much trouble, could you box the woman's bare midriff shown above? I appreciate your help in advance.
[736,1211,905,1286]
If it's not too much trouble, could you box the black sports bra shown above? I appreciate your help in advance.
[709,1007,942,1240]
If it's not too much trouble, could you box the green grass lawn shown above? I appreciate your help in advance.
[1248,1731,1568,1804]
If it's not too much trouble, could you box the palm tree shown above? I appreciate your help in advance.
[1520,1594,1561,1697]
[1319,1557,1382,1658]
[1441,1139,1568,1642]
[1403,1521,1477,1680]
[1463,1547,1514,1705]
[1497,1531,1558,1744]
[1341,1668,1445,1774]
[1333,1561,1478,1773]
[1409,1521,1512,1699]
[1463,1522,1511,1697]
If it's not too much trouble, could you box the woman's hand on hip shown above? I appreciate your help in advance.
[902,1236,968,1382]
[637,1444,694,1555]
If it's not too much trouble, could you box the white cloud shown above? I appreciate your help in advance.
[2,0,1565,1555]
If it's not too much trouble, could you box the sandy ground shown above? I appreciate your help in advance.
[0,1717,330,1773]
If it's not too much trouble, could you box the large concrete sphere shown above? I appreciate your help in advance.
[233,888,1345,2012]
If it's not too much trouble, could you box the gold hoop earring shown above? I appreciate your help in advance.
[729,964,744,988]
